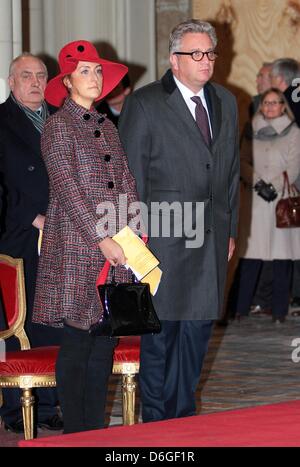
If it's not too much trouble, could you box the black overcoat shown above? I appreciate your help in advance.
[119,70,240,320]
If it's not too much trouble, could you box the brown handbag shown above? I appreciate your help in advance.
[275,171,300,228]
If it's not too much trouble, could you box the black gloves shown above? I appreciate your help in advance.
[254,179,278,202]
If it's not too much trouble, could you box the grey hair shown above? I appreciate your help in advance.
[271,58,300,86]
[169,19,217,54]
[9,52,48,78]
[261,62,272,68]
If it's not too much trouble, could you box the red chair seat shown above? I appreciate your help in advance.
[0,346,59,376]
[113,337,140,363]
[0,338,141,376]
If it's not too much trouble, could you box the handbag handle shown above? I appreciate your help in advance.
[282,171,290,198]
[281,171,300,198]
[96,233,148,287]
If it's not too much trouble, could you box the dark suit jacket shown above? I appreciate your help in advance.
[284,85,300,127]
[0,96,51,327]
[96,100,120,127]
[119,69,240,320]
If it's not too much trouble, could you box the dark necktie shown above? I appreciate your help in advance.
[191,96,211,146]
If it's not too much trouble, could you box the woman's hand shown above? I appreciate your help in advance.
[99,237,126,266]
[32,214,45,230]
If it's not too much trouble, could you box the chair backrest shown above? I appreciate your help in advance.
[0,254,30,349]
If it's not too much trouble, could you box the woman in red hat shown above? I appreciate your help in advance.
[32,40,140,434]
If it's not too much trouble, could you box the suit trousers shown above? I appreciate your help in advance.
[139,319,213,422]
[234,258,292,317]
[55,324,117,434]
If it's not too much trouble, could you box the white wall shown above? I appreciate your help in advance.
[0,0,22,103]
[30,0,156,89]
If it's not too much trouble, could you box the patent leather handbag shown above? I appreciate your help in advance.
[90,262,161,337]
[276,171,300,228]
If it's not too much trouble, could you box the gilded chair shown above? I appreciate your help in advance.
[0,254,141,438]
[112,336,140,425]
[0,254,57,440]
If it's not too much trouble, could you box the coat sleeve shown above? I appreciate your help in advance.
[119,93,151,205]
[41,116,107,247]
[240,127,260,187]
[228,99,240,238]
[268,127,300,191]
[0,130,41,230]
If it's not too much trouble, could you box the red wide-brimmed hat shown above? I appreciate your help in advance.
[45,40,128,107]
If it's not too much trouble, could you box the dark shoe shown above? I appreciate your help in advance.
[235,313,249,321]
[291,310,300,317]
[4,419,24,434]
[291,297,300,308]
[272,316,286,324]
[37,414,63,431]
[250,305,272,315]
[216,318,229,327]
[250,305,263,314]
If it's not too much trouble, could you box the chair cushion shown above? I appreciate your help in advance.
[0,339,141,376]
[113,337,140,363]
[0,346,59,376]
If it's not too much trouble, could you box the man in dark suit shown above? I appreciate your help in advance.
[96,74,131,127]
[119,19,239,422]
[0,53,62,433]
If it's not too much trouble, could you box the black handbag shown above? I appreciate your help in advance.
[90,263,161,337]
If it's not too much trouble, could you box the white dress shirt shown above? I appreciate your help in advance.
[173,74,213,138]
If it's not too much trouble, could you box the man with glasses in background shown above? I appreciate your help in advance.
[119,19,239,422]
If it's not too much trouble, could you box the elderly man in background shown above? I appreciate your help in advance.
[0,53,62,433]
[249,62,272,117]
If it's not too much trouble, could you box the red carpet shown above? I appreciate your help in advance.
[19,400,300,447]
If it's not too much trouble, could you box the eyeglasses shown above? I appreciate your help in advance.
[174,50,218,62]
[262,100,284,106]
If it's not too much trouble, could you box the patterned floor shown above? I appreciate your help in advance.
[1,312,300,445]
[106,312,300,424]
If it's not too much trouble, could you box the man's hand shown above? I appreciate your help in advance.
[228,237,235,261]
[99,237,126,266]
[32,214,45,230]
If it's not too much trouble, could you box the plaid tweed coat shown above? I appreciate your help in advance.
[32,97,139,328]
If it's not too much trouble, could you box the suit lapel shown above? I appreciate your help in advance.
[162,70,222,151]
[204,82,222,147]
[4,96,41,155]
[162,69,210,147]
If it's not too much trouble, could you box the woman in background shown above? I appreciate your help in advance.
[235,88,300,323]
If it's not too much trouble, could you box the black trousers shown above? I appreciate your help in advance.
[292,260,300,298]
[55,324,117,434]
[139,319,213,422]
[252,261,273,309]
[234,259,292,317]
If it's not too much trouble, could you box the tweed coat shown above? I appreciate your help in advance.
[119,69,240,321]
[32,98,138,328]
[238,113,300,260]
